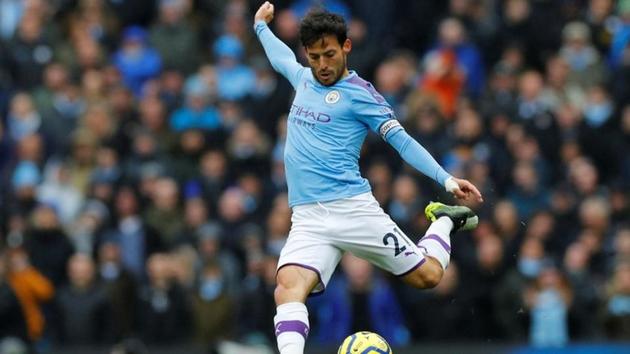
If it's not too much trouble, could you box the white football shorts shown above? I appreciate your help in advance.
[277,192,425,295]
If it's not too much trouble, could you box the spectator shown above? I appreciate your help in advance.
[492,199,523,257]
[0,250,29,343]
[559,21,607,89]
[541,55,585,111]
[463,233,506,339]
[54,253,110,345]
[507,162,548,219]
[112,26,162,96]
[69,0,120,51]
[37,161,84,228]
[191,261,235,348]
[5,248,54,342]
[67,199,109,254]
[515,70,560,161]
[585,0,617,54]
[65,129,98,195]
[101,185,163,280]
[10,161,42,217]
[23,204,74,287]
[194,223,242,296]
[213,35,256,101]
[175,196,210,247]
[97,241,137,342]
[424,17,485,99]
[603,261,630,339]
[419,46,465,118]
[91,145,122,189]
[6,93,42,143]
[0,0,23,41]
[169,79,221,132]
[568,157,605,198]
[563,242,600,339]
[122,130,168,185]
[494,237,546,340]
[169,129,209,182]
[578,85,622,181]
[526,265,573,348]
[5,12,54,89]
[149,0,199,75]
[136,253,190,344]
[170,246,198,290]
[138,96,177,153]
[55,20,106,77]
[143,177,184,249]
[237,255,277,345]
[608,0,630,68]
[199,150,229,205]
[36,79,86,154]
[226,120,271,176]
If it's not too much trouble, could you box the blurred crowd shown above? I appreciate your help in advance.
[1,0,630,353]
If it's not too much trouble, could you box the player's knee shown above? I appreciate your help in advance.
[419,266,443,288]
[274,281,302,304]
[274,283,288,302]
[274,266,315,303]
[275,274,297,298]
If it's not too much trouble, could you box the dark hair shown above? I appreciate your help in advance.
[299,9,347,47]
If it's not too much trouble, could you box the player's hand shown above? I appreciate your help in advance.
[445,177,483,203]
[255,1,275,24]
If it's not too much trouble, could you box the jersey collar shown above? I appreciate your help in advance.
[313,70,357,88]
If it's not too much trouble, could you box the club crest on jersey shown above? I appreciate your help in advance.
[325,90,340,104]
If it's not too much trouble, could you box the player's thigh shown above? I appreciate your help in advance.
[333,195,424,276]
[278,230,343,296]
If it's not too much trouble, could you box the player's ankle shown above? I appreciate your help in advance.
[437,216,454,230]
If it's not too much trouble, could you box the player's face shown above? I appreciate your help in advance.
[305,35,351,86]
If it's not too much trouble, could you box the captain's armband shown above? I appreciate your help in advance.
[379,119,402,139]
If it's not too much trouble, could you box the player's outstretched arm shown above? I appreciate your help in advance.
[254,1,305,88]
[350,75,483,202]
[386,129,484,202]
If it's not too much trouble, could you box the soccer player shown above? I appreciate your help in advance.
[253,3,484,354]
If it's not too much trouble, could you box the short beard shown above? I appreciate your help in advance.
[312,55,347,86]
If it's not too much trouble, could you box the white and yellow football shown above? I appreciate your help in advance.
[337,331,393,354]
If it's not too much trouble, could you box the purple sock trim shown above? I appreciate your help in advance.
[275,320,310,339]
[420,234,451,254]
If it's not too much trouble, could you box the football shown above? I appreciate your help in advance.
[337,331,393,354]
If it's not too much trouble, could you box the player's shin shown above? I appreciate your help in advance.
[417,217,454,269]
[274,302,310,354]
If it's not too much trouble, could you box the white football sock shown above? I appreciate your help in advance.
[417,216,453,269]
[274,302,309,354]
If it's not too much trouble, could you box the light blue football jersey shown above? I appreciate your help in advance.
[284,70,400,206]
[255,21,450,207]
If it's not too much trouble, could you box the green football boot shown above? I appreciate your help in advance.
[424,201,479,232]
